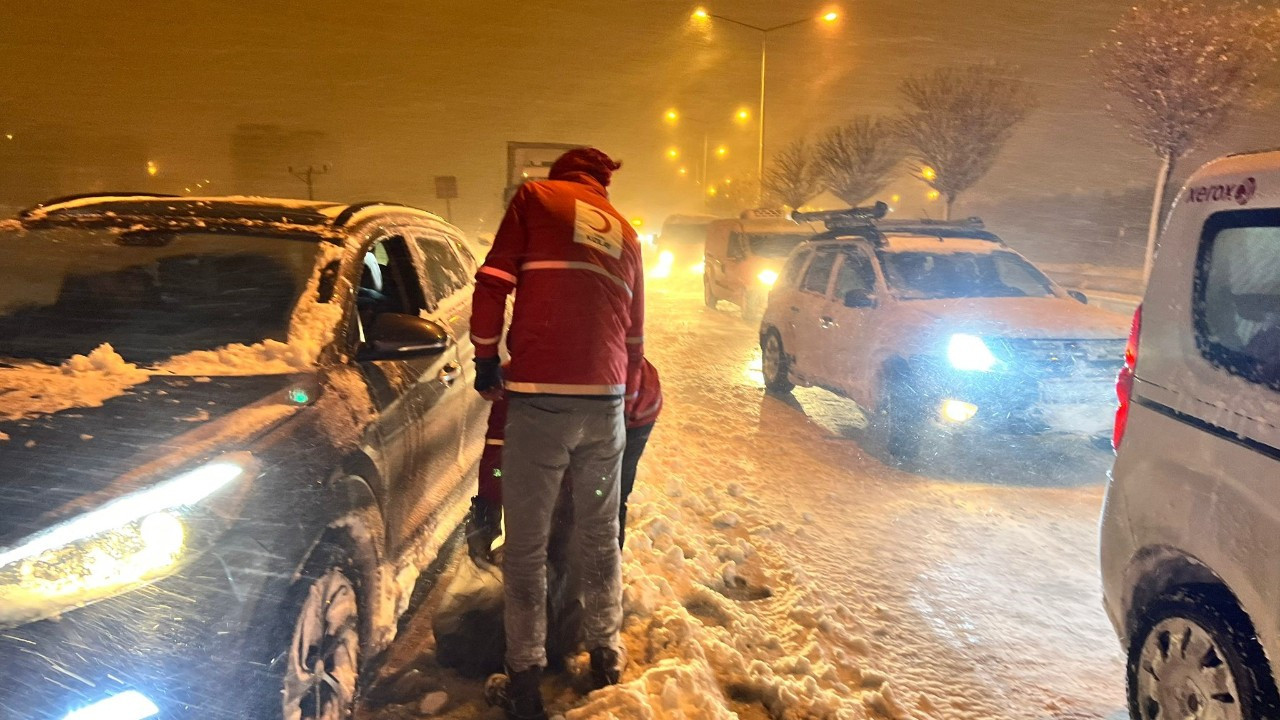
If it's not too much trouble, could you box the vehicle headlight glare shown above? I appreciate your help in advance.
[947,333,998,372]
[758,269,779,286]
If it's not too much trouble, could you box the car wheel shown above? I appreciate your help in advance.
[1128,586,1279,720]
[761,330,794,394]
[279,544,363,720]
[877,377,922,461]
[703,276,718,309]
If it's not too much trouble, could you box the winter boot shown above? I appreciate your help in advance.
[588,646,623,689]
[484,666,547,720]
[465,496,501,564]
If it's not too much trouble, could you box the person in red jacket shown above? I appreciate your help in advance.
[466,357,663,561]
[470,147,643,720]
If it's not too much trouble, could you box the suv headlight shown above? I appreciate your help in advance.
[0,455,252,626]
[757,269,779,286]
[947,333,998,372]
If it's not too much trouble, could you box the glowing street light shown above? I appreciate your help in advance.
[735,108,751,123]
[692,7,709,20]
[921,166,938,181]
[146,161,159,177]
[715,145,728,158]
[666,147,680,160]
[927,189,941,201]
[678,166,689,176]
[822,11,840,22]
[664,109,679,123]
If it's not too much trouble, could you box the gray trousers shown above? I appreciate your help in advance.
[502,394,624,671]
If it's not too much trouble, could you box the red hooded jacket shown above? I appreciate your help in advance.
[470,161,644,397]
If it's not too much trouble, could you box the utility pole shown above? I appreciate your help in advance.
[288,164,330,201]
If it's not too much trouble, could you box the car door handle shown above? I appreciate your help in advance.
[438,362,461,386]
[819,316,835,329]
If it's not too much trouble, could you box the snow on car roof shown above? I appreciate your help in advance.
[878,234,1006,254]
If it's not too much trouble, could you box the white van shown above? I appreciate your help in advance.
[1101,149,1280,719]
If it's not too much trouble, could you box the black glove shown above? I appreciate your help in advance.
[475,357,502,394]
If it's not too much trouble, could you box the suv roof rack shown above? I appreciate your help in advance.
[18,192,180,218]
[876,216,985,229]
[789,202,889,229]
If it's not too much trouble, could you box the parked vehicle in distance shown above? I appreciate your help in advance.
[1102,149,1280,720]
[760,203,1128,460]
[651,213,718,278]
[704,209,820,320]
[0,194,488,720]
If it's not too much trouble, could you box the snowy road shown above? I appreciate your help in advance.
[365,277,1127,719]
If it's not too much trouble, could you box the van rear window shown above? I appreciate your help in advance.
[1195,209,1280,389]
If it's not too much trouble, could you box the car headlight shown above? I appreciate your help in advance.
[947,333,998,372]
[758,269,779,286]
[0,456,252,626]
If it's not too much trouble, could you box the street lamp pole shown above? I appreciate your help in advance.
[699,10,837,202]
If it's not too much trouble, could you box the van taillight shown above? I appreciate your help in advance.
[1113,304,1143,451]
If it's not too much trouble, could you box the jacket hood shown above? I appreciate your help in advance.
[548,147,621,187]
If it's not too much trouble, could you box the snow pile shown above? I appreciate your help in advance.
[575,475,891,720]
[156,245,345,376]
[0,343,149,422]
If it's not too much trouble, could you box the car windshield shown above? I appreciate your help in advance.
[0,225,323,365]
[879,250,1056,300]
[747,232,809,258]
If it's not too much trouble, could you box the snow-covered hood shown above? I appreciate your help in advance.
[893,296,1129,342]
[0,373,304,548]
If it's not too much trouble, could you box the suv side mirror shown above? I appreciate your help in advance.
[359,313,451,361]
[1067,290,1088,304]
[844,289,877,309]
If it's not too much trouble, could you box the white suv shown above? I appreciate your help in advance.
[1102,150,1280,720]
[759,206,1129,460]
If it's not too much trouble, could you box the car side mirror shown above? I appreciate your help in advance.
[358,313,451,361]
[1067,290,1088,304]
[844,289,877,309]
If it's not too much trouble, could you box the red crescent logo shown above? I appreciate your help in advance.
[586,208,613,234]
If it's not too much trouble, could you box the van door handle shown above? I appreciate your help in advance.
[438,362,461,386]
[820,316,835,329]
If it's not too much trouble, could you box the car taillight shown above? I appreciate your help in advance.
[1113,303,1143,451]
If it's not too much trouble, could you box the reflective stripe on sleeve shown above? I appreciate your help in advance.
[485,438,505,446]
[625,336,643,345]
[520,261,632,297]
[478,266,518,285]
[471,334,501,345]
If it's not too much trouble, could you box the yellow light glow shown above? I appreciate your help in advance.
[716,145,728,157]
[665,109,679,123]
[649,250,675,279]
[891,193,901,204]
[691,261,705,274]
[5,133,14,141]
[941,399,978,423]
[927,189,941,201]
[630,217,644,227]
[678,166,688,176]
[708,186,718,196]
[735,108,751,122]
[692,7,709,19]
[146,161,159,177]
[822,11,839,22]
[666,147,680,160]
[758,269,779,286]
[139,512,185,558]
[921,166,937,181]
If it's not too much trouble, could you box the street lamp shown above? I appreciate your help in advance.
[693,7,840,199]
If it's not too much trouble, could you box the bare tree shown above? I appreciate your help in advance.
[1093,0,1280,281]
[895,64,1036,220]
[762,139,821,209]
[813,118,903,207]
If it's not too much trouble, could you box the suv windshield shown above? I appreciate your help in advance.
[0,225,323,365]
[745,232,809,258]
[879,249,1055,300]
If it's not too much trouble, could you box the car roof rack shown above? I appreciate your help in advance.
[789,201,889,229]
[17,192,180,218]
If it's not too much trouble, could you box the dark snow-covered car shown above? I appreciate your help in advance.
[760,206,1129,460]
[0,195,488,720]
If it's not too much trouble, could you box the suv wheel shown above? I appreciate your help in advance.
[703,276,717,309]
[761,330,794,394]
[278,544,363,720]
[1128,586,1279,720]
[877,376,922,461]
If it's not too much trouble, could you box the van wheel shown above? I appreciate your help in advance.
[761,331,793,394]
[276,544,364,720]
[703,277,718,309]
[877,377,922,461]
[1128,586,1279,720]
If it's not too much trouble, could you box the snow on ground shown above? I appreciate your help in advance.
[366,277,1127,720]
